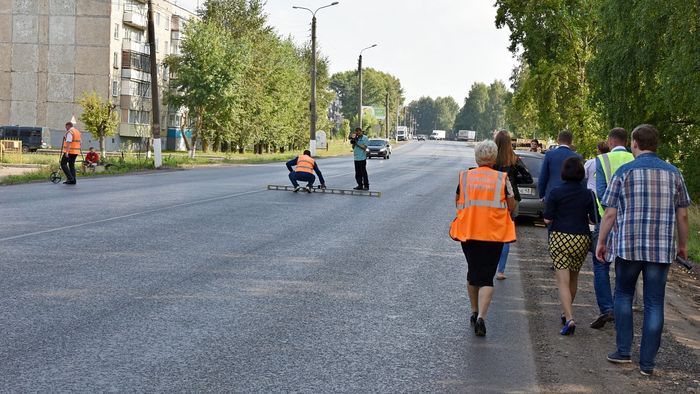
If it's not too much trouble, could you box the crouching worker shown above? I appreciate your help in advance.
[286,150,326,192]
[83,147,100,170]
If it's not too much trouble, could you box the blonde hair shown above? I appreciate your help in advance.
[474,140,498,166]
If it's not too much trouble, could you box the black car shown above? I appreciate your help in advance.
[0,126,51,152]
[515,151,544,218]
[366,138,392,159]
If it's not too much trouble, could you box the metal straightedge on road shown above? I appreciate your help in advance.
[267,185,381,198]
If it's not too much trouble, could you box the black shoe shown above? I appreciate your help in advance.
[64,181,76,185]
[362,186,369,190]
[470,312,478,326]
[353,186,363,190]
[590,312,614,329]
[475,317,486,336]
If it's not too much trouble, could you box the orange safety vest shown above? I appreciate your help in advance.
[296,155,315,174]
[62,128,81,155]
[449,166,516,243]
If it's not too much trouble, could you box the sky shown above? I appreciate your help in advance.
[177,0,517,105]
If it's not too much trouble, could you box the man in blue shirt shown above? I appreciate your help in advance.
[596,124,690,376]
[352,127,370,190]
[538,130,582,200]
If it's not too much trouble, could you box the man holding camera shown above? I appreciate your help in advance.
[351,127,369,190]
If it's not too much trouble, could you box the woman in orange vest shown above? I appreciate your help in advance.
[544,157,597,335]
[450,140,516,336]
[60,121,81,185]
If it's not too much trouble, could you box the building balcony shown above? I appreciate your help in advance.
[171,30,182,41]
[123,11,147,29]
[120,92,152,111]
[121,68,151,82]
[122,38,149,54]
[119,123,151,137]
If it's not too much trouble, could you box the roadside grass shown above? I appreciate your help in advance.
[688,204,700,261]
[0,140,359,185]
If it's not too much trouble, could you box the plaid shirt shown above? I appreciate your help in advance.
[601,153,691,263]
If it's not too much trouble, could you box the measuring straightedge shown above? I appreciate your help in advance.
[267,185,381,198]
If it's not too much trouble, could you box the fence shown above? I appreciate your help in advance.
[0,140,22,162]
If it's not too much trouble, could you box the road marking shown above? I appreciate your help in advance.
[0,189,265,243]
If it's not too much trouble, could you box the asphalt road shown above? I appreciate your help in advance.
[0,141,538,392]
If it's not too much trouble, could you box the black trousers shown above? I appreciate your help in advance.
[60,154,78,182]
[354,160,369,188]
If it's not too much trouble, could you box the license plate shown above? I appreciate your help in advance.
[518,187,533,195]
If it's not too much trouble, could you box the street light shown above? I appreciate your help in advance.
[358,44,377,130]
[293,1,339,156]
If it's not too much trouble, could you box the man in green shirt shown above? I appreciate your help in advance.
[352,127,370,190]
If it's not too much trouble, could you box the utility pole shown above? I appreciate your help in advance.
[310,14,318,155]
[293,2,339,156]
[147,0,162,168]
[357,44,377,131]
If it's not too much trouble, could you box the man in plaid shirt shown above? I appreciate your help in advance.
[595,124,691,376]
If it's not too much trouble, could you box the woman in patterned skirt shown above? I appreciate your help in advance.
[544,157,598,335]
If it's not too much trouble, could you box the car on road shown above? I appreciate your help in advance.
[417,135,426,141]
[366,138,392,159]
[514,151,544,218]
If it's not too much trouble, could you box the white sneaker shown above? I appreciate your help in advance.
[305,186,312,193]
[293,186,302,192]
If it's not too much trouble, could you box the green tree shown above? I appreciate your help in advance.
[454,83,489,138]
[590,0,700,197]
[495,0,604,147]
[78,91,119,157]
[164,19,249,158]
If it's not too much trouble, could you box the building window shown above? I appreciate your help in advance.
[128,110,150,124]
[114,23,119,40]
[164,41,168,55]
[165,16,170,31]
[156,12,161,26]
[113,52,119,68]
[112,80,120,97]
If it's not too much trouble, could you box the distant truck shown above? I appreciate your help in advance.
[396,126,409,141]
[430,130,446,140]
[457,130,476,141]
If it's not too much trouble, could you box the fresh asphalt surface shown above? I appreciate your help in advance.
[0,141,537,392]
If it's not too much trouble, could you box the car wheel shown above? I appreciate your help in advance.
[22,145,29,153]
[385,154,389,160]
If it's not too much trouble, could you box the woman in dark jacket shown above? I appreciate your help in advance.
[544,157,598,335]
[493,130,533,279]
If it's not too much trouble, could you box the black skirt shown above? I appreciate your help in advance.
[461,240,504,287]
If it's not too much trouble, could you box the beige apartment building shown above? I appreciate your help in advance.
[0,0,196,150]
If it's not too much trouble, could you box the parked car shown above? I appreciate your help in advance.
[0,125,51,152]
[514,151,545,218]
[366,138,392,159]
[417,134,426,141]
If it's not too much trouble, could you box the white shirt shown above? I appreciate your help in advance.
[584,158,596,192]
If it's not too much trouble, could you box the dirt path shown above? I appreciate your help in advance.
[514,220,700,393]
[0,165,42,179]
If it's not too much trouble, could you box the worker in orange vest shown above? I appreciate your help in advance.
[450,140,516,336]
[60,121,81,185]
[286,149,326,193]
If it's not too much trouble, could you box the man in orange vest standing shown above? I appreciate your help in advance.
[61,121,81,185]
[286,149,326,193]
[450,140,516,336]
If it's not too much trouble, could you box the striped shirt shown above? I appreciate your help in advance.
[600,153,691,263]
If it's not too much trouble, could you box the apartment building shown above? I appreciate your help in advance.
[0,0,196,151]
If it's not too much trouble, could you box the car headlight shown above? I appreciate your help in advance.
[380,148,386,152]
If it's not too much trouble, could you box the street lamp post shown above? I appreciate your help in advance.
[357,44,377,130]
[293,2,339,156]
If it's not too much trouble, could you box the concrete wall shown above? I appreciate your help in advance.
[0,0,111,129]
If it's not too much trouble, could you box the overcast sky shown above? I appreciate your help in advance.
[177,0,517,105]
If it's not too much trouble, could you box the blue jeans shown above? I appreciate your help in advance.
[614,257,670,371]
[497,242,510,273]
[289,171,315,187]
[592,225,614,314]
